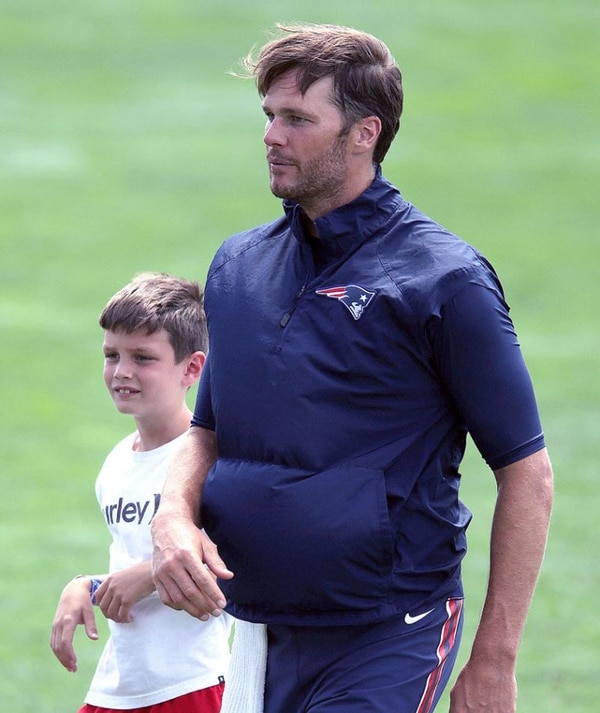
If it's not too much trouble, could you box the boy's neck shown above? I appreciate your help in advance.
[132,408,193,452]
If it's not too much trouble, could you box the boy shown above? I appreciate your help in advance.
[51,272,231,713]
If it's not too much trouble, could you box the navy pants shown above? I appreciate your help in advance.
[264,596,464,713]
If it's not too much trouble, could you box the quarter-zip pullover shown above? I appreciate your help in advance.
[193,171,545,625]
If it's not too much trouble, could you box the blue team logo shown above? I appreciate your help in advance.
[315,284,377,321]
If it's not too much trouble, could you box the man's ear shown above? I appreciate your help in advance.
[182,351,206,387]
[352,116,382,155]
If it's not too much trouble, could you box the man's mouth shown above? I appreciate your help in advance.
[268,153,294,167]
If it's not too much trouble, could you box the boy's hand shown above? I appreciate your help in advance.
[152,515,233,620]
[50,577,99,672]
[95,561,155,623]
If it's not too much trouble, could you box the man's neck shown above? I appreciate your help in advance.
[300,164,377,231]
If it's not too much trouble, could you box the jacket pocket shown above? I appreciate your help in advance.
[202,458,394,617]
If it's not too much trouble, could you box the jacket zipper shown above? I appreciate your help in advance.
[280,281,308,328]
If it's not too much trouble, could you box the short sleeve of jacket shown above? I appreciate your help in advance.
[433,281,545,470]
[191,353,215,431]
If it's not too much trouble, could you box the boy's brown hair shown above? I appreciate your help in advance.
[99,272,208,362]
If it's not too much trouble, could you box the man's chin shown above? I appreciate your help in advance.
[270,177,296,200]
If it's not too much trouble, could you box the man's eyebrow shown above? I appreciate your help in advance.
[261,102,318,120]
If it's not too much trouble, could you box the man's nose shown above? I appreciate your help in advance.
[264,117,285,146]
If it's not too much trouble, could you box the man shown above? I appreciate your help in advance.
[151,23,553,713]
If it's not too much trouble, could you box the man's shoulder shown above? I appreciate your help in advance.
[219,216,288,255]
[375,207,501,310]
[207,216,291,279]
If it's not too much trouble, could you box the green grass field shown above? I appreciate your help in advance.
[1,1,598,710]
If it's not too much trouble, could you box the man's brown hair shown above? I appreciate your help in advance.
[241,23,403,164]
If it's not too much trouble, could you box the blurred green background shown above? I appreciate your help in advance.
[1,1,598,710]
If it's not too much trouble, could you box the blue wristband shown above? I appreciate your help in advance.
[89,578,103,605]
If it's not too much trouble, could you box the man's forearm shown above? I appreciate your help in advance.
[449,448,553,711]
[472,447,553,659]
[151,424,230,618]
[159,425,217,526]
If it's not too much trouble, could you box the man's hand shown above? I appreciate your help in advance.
[151,425,233,620]
[450,655,517,712]
[152,515,233,620]
[50,577,99,672]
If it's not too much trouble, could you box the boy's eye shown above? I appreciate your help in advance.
[104,353,118,361]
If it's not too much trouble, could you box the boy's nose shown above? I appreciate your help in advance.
[114,360,133,378]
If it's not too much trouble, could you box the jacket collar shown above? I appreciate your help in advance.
[283,168,405,261]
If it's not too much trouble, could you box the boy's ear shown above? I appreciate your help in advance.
[182,351,206,386]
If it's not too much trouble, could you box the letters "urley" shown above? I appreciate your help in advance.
[104,494,161,525]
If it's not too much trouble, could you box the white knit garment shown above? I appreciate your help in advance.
[221,620,267,713]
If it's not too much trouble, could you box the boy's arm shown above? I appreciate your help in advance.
[449,447,553,712]
[94,560,155,623]
[50,574,104,672]
[151,425,233,620]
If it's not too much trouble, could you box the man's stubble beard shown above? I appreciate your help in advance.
[269,134,349,213]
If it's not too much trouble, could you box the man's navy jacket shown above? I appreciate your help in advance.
[193,171,545,626]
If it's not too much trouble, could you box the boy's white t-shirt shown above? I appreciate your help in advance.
[85,432,231,709]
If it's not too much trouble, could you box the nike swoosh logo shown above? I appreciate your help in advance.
[404,608,435,625]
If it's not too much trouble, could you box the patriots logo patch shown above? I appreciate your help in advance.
[315,284,377,321]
